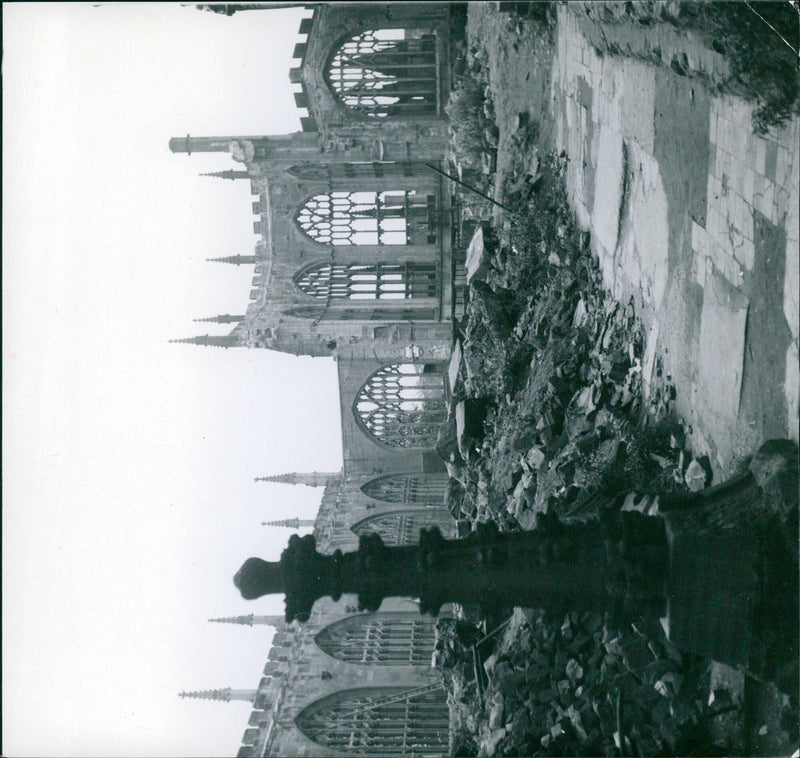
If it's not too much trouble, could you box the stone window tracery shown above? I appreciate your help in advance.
[353,363,447,449]
[296,190,431,246]
[295,686,449,755]
[294,262,437,300]
[326,29,438,118]
[315,613,436,665]
[360,473,448,505]
[350,510,455,546]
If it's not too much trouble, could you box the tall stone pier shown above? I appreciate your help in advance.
[235,440,798,688]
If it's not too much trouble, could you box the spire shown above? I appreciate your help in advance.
[169,335,241,349]
[254,472,340,486]
[179,688,257,703]
[209,614,285,627]
[206,255,257,265]
[194,315,245,324]
[200,170,249,180]
[261,518,316,529]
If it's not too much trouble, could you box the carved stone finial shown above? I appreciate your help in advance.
[234,558,285,602]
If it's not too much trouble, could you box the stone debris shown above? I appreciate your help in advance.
[448,160,692,532]
[441,5,800,754]
[465,224,496,284]
[685,458,710,492]
[449,339,465,398]
[435,606,748,758]
[434,143,796,754]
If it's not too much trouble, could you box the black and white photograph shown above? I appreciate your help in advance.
[3,2,799,756]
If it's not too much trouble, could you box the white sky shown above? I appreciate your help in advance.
[2,3,343,755]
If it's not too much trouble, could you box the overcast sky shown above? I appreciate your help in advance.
[3,4,343,755]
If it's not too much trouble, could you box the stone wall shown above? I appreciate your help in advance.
[295,3,451,156]
[182,5,465,753]
[237,477,455,757]
[234,152,454,360]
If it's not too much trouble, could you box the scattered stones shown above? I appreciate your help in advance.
[465,224,495,284]
[441,6,800,754]
[482,726,506,756]
[488,692,505,728]
[670,425,686,450]
[525,447,545,470]
[436,605,747,758]
[685,456,712,491]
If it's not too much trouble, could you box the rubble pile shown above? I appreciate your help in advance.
[576,1,684,26]
[447,41,499,198]
[436,608,737,758]
[434,618,485,758]
[446,154,691,532]
[437,154,799,755]
[439,7,799,754]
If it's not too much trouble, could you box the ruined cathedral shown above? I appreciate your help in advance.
[173,4,467,755]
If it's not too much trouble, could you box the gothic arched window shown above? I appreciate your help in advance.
[295,686,449,755]
[294,262,437,300]
[354,363,447,449]
[361,473,448,505]
[326,29,438,118]
[350,510,455,546]
[296,190,431,246]
[315,612,437,665]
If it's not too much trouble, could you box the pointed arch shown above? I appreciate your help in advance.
[286,164,330,181]
[325,29,438,118]
[314,612,437,665]
[293,261,437,300]
[360,473,448,505]
[350,510,454,546]
[353,363,447,449]
[295,686,449,754]
[295,190,432,246]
